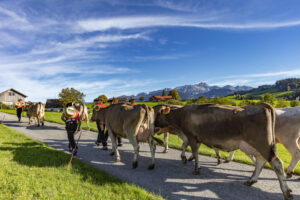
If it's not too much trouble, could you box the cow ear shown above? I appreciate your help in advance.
[94,105,100,111]
[163,107,170,115]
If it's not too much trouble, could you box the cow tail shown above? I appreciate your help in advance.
[263,103,276,162]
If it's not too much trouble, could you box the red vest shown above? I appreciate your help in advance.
[97,103,107,108]
[18,102,23,108]
[131,102,137,105]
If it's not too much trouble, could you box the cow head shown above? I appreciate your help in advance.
[90,105,105,122]
[154,105,171,128]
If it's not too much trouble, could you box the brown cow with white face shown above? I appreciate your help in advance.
[91,103,156,170]
[154,103,292,200]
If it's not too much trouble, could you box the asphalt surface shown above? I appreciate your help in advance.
[1,112,300,200]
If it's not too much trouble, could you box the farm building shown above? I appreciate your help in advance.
[149,96,173,102]
[45,99,62,112]
[0,88,27,106]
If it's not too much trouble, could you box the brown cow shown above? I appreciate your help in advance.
[91,103,156,169]
[154,103,292,200]
[26,102,45,127]
[222,106,300,179]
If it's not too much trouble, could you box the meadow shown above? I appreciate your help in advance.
[0,124,163,200]
[1,104,299,175]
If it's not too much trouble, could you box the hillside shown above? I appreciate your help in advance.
[131,82,252,101]
[238,78,300,100]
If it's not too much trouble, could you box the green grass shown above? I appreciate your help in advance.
[155,134,300,175]
[1,107,299,175]
[0,125,163,200]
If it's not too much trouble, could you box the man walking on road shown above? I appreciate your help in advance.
[15,99,24,122]
[61,102,80,155]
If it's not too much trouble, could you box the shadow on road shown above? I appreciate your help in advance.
[1,137,299,200]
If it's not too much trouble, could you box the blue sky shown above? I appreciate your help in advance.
[1,0,300,102]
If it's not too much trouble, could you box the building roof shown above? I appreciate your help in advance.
[45,99,61,108]
[0,88,27,97]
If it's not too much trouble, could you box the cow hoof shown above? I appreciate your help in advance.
[132,161,138,169]
[224,160,231,163]
[38,124,40,127]
[181,156,187,164]
[217,159,223,165]
[286,172,293,179]
[148,164,155,170]
[244,180,257,186]
[285,188,293,200]
[42,123,44,126]
[188,156,194,162]
[115,157,120,162]
[163,149,168,153]
[110,152,115,156]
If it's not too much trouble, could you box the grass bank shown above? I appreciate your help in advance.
[0,124,163,200]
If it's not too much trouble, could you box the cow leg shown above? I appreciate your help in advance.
[41,117,44,126]
[163,132,169,153]
[176,131,189,164]
[225,151,235,163]
[270,156,293,200]
[148,135,156,170]
[286,139,300,178]
[244,155,266,186]
[188,143,200,162]
[28,116,31,125]
[214,149,223,165]
[108,130,120,162]
[86,118,90,131]
[37,117,40,127]
[127,134,140,169]
[187,136,200,175]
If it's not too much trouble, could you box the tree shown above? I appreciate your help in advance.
[162,90,167,96]
[261,93,276,106]
[98,94,108,103]
[139,96,145,102]
[58,88,85,107]
[168,89,180,100]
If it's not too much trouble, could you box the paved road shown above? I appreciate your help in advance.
[1,112,300,200]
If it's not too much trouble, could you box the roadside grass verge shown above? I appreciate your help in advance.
[0,125,163,200]
[1,109,299,175]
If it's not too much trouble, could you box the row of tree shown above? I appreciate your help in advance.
[57,88,299,108]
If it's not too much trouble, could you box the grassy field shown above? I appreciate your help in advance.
[1,107,299,175]
[0,124,163,200]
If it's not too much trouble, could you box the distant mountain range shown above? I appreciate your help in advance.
[121,82,253,101]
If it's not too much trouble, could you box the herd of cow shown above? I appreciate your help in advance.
[21,101,299,200]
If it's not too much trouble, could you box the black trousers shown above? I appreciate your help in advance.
[96,121,122,145]
[96,121,108,146]
[16,108,22,120]
[66,121,78,149]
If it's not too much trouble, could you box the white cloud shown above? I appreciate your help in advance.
[224,69,300,79]
[77,15,300,32]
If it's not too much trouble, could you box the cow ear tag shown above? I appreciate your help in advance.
[164,107,170,115]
